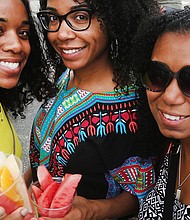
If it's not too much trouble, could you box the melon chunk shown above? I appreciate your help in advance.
[37,181,60,216]
[49,174,82,217]
[31,184,43,201]
[32,165,82,217]
[37,165,54,191]
[0,192,19,214]
[50,174,82,208]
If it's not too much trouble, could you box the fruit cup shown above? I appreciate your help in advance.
[32,177,73,218]
[0,152,34,219]
[31,165,82,218]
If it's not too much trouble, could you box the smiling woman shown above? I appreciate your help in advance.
[0,2,30,90]
[133,6,190,219]
[0,0,56,219]
[0,0,55,156]
[28,0,161,219]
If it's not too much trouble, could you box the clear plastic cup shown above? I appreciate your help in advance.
[33,199,72,218]
[31,177,74,218]
[0,154,34,218]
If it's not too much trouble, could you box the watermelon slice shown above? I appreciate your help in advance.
[32,165,82,217]
[31,184,43,201]
[37,165,54,191]
[37,181,60,216]
[49,174,82,217]
[0,193,19,214]
[50,174,82,208]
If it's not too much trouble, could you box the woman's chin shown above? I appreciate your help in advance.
[0,81,19,89]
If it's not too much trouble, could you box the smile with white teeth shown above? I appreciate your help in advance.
[163,113,186,121]
[0,61,19,70]
[62,48,83,55]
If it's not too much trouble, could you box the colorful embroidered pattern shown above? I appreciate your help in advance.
[139,154,190,219]
[110,157,156,203]
[30,69,155,200]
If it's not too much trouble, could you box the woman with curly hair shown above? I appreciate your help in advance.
[0,0,56,158]
[29,0,160,219]
[0,0,56,219]
[133,6,190,219]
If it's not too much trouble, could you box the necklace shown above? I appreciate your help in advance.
[176,146,190,200]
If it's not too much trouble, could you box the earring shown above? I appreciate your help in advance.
[110,38,119,59]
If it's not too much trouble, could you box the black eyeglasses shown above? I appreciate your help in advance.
[140,60,190,97]
[37,8,93,32]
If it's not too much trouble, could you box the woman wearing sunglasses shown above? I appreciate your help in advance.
[28,0,160,219]
[133,6,190,220]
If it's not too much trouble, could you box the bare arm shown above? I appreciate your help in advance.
[41,191,139,220]
[89,191,138,219]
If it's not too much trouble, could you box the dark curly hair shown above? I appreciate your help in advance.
[39,0,160,90]
[0,0,57,117]
[132,7,190,160]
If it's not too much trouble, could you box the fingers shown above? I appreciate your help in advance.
[0,207,6,219]
[0,207,32,220]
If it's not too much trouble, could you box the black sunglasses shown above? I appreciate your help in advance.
[140,60,190,97]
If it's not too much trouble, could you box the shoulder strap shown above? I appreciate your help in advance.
[163,140,180,220]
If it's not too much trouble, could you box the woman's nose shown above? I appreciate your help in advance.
[56,20,76,41]
[163,78,185,104]
[2,32,22,54]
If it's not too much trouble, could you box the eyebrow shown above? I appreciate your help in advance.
[22,20,30,26]
[46,4,88,13]
[0,18,7,22]
[0,18,30,26]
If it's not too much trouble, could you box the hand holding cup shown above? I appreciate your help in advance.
[31,165,82,218]
[0,152,34,219]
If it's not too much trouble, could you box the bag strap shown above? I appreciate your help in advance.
[163,140,180,220]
